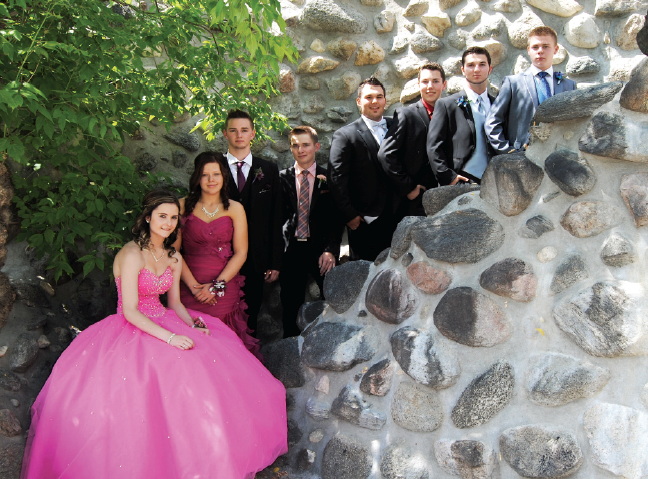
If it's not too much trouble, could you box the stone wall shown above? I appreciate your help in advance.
[261,62,648,477]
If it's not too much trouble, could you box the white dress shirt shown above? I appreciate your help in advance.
[361,115,388,146]
[227,151,253,188]
[529,65,555,96]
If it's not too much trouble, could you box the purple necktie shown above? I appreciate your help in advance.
[236,161,246,193]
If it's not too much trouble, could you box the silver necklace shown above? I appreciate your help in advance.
[150,248,164,262]
[201,203,220,219]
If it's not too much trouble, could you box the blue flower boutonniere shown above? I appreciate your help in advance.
[455,96,471,108]
[555,71,563,85]
[253,167,264,183]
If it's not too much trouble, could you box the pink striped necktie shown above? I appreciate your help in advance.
[296,170,310,239]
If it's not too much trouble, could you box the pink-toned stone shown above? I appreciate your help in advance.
[279,69,295,93]
[407,262,452,295]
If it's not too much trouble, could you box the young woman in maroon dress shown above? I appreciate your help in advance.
[175,152,261,358]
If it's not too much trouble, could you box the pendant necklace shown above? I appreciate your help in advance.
[150,248,164,263]
[202,203,220,219]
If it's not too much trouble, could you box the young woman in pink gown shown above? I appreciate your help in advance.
[176,152,261,357]
[21,190,287,479]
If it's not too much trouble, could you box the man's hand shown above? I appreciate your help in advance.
[407,185,426,200]
[450,174,469,185]
[318,252,336,275]
[264,270,280,283]
[346,216,364,230]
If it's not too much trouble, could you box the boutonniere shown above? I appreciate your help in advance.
[554,71,563,85]
[317,174,327,187]
[253,167,264,183]
[455,96,471,108]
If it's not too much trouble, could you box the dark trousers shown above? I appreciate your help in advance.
[280,238,325,338]
[240,261,264,335]
[348,212,395,262]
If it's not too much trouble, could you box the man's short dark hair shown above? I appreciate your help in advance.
[357,77,386,97]
[462,46,491,66]
[418,62,446,82]
[289,125,318,144]
[225,109,254,130]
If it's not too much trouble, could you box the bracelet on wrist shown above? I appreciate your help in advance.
[192,316,206,329]
[208,279,226,298]
[167,333,176,345]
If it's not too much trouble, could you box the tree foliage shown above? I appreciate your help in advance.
[0,0,297,280]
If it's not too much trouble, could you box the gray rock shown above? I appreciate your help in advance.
[9,334,39,373]
[584,402,648,478]
[544,148,596,197]
[0,442,24,478]
[451,361,514,428]
[301,76,320,90]
[134,152,157,173]
[262,337,306,388]
[448,29,468,50]
[14,282,50,308]
[306,397,331,421]
[481,153,544,216]
[526,352,611,407]
[296,448,316,471]
[479,258,537,302]
[492,0,521,13]
[638,10,648,55]
[301,322,378,371]
[535,82,624,123]
[360,359,394,396]
[410,31,443,54]
[390,34,410,55]
[300,0,367,34]
[288,418,303,446]
[0,369,21,392]
[406,262,452,295]
[0,409,21,437]
[297,300,326,332]
[550,254,589,295]
[327,106,353,123]
[374,248,390,265]
[390,216,423,259]
[331,385,387,430]
[403,0,429,16]
[391,381,444,432]
[519,215,555,239]
[324,261,371,313]
[401,253,413,267]
[620,172,648,227]
[500,425,583,478]
[171,150,187,169]
[434,439,499,479]
[422,183,480,216]
[595,0,640,16]
[553,281,646,357]
[620,58,648,114]
[579,111,648,163]
[380,443,431,479]
[411,209,505,264]
[434,287,512,347]
[163,127,200,151]
[471,14,507,41]
[566,55,600,76]
[560,201,621,238]
[365,269,419,324]
[322,434,372,479]
[601,233,636,267]
[391,326,460,389]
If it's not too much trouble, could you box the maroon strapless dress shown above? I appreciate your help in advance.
[180,214,260,358]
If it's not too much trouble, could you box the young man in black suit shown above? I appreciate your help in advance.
[279,126,342,337]
[223,110,282,335]
[378,63,446,217]
[328,77,395,261]
[427,46,495,185]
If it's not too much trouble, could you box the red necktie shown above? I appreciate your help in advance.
[236,161,246,193]
[296,170,310,239]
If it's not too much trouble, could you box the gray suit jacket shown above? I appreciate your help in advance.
[485,68,576,154]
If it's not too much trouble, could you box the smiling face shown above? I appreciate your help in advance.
[357,84,387,121]
[223,118,255,153]
[290,133,320,170]
[199,161,223,195]
[527,35,559,71]
[418,68,447,106]
[462,53,493,91]
[146,203,180,240]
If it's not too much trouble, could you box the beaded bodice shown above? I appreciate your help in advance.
[116,267,173,318]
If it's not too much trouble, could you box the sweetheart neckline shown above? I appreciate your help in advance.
[116,266,171,282]
[186,213,233,226]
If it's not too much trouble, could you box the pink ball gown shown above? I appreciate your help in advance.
[21,266,287,479]
[180,214,261,358]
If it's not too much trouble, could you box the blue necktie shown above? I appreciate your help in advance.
[537,71,552,104]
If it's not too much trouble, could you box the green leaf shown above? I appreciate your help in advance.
[83,259,95,277]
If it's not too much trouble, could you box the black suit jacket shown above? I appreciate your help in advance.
[427,90,495,186]
[328,116,393,223]
[227,156,283,273]
[279,165,343,259]
[378,100,437,197]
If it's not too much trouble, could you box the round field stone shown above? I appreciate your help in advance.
[550,254,589,294]
[544,148,596,197]
[479,258,537,302]
[600,233,636,267]
[391,381,443,432]
[422,184,480,217]
[360,359,395,396]
[324,261,371,313]
[407,262,452,295]
[300,0,368,34]
[9,334,39,373]
[535,82,622,124]
[620,172,648,228]
[519,215,555,239]
[262,337,306,388]
[322,434,372,479]
[331,385,386,430]
[560,201,621,238]
[365,269,419,324]
[434,439,498,478]
[301,322,378,371]
[380,443,431,479]
[390,217,422,259]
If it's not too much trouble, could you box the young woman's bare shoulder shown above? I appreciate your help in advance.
[114,242,145,275]
[228,200,245,215]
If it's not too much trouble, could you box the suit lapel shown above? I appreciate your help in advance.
[286,166,298,216]
[310,165,326,212]
[553,73,565,95]
[524,70,539,108]
[239,157,257,205]
[416,100,430,128]
[357,118,379,161]
[460,90,476,140]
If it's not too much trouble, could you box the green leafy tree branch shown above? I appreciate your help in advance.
[0,0,297,280]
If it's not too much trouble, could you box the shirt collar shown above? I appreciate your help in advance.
[529,64,554,78]
[421,98,435,118]
[227,150,253,166]
[294,161,317,177]
[465,88,488,103]
[361,115,386,128]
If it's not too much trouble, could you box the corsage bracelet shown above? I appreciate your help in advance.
[209,279,226,297]
[192,316,206,329]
